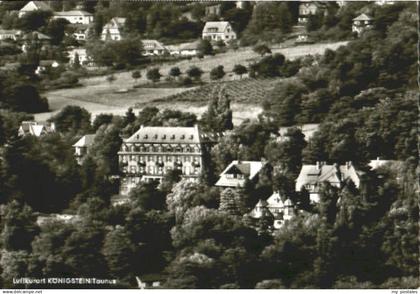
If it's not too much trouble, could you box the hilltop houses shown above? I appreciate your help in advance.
[352,13,373,36]
[215,160,265,188]
[18,121,56,137]
[101,17,126,41]
[118,125,217,195]
[18,1,52,18]
[202,21,237,43]
[295,161,361,203]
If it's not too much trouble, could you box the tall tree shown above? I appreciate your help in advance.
[200,85,233,132]
[102,227,137,287]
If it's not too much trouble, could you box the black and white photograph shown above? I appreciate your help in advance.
[0,0,418,291]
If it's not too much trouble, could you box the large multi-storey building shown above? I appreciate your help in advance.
[118,125,216,195]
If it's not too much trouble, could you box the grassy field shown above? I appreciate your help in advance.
[35,41,348,124]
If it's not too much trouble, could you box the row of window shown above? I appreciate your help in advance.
[121,144,201,153]
[120,155,201,163]
[122,165,200,176]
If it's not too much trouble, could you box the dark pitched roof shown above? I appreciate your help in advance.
[124,125,216,144]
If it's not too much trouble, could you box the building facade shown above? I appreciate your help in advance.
[141,40,167,56]
[73,134,96,164]
[118,125,216,195]
[202,21,237,43]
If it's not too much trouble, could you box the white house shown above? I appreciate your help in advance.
[18,1,52,18]
[266,192,295,229]
[295,162,361,203]
[71,25,91,41]
[0,29,22,41]
[298,2,327,23]
[18,121,56,137]
[352,13,373,36]
[68,48,92,66]
[202,21,237,43]
[101,17,126,41]
[141,40,167,56]
[53,10,93,25]
[215,160,265,188]
[73,134,96,164]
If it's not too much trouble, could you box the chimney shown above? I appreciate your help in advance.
[346,161,352,169]
[316,161,322,170]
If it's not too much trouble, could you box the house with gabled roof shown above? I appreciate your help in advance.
[73,134,96,164]
[352,13,373,36]
[266,192,296,229]
[19,1,52,18]
[18,121,56,137]
[166,40,201,56]
[0,29,22,41]
[101,17,126,41]
[298,1,327,23]
[215,160,265,188]
[295,161,361,203]
[141,40,167,56]
[368,158,402,171]
[202,21,237,43]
